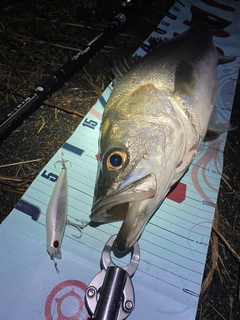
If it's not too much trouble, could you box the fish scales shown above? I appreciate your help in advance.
[90,22,234,252]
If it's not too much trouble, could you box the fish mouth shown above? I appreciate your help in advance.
[90,173,157,251]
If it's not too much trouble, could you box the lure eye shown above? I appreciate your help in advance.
[106,150,127,171]
[53,240,60,249]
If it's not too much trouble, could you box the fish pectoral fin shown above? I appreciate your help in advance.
[174,59,196,97]
[204,122,238,141]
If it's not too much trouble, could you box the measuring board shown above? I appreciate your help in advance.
[0,1,239,319]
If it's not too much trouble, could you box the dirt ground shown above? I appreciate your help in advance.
[0,0,239,319]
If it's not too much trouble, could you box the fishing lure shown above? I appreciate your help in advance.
[46,156,88,261]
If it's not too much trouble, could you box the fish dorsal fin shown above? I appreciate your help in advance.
[148,36,169,49]
[111,55,141,82]
[174,59,196,97]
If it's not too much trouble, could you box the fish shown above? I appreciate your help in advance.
[90,22,236,252]
[46,157,88,260]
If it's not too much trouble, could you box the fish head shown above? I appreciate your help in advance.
[91,85,185,251]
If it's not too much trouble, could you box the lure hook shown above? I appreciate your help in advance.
[66,218,89,239]
[54,152,71,169]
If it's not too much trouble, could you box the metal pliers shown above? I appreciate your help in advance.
[85,234,140,320]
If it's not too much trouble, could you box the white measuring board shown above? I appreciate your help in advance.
[0,1,239,319]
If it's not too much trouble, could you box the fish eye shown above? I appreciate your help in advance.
[106,149,127,170]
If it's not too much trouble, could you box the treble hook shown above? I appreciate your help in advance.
[54,152,71,169]
[66,218,89,238]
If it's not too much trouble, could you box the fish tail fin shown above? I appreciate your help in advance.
[190,6,237,64]
[190,6,231,31]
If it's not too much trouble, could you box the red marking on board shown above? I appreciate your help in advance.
[183,20,191,27]
[89,108,102,121]
[216,47,224,56]
[213,30,230,38]
[200,0,235,12]
[56,288,83,319]
[45,279,89,320]
[166,182,186,203]
[95,154,99,160]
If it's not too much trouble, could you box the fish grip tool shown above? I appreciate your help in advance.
[85,234,140,320]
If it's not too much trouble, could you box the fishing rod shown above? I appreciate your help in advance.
[0,12,127,141]
[0,0,156,142]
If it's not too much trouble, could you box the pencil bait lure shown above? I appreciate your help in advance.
[46,158,69,260]
[46,156,88,262]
